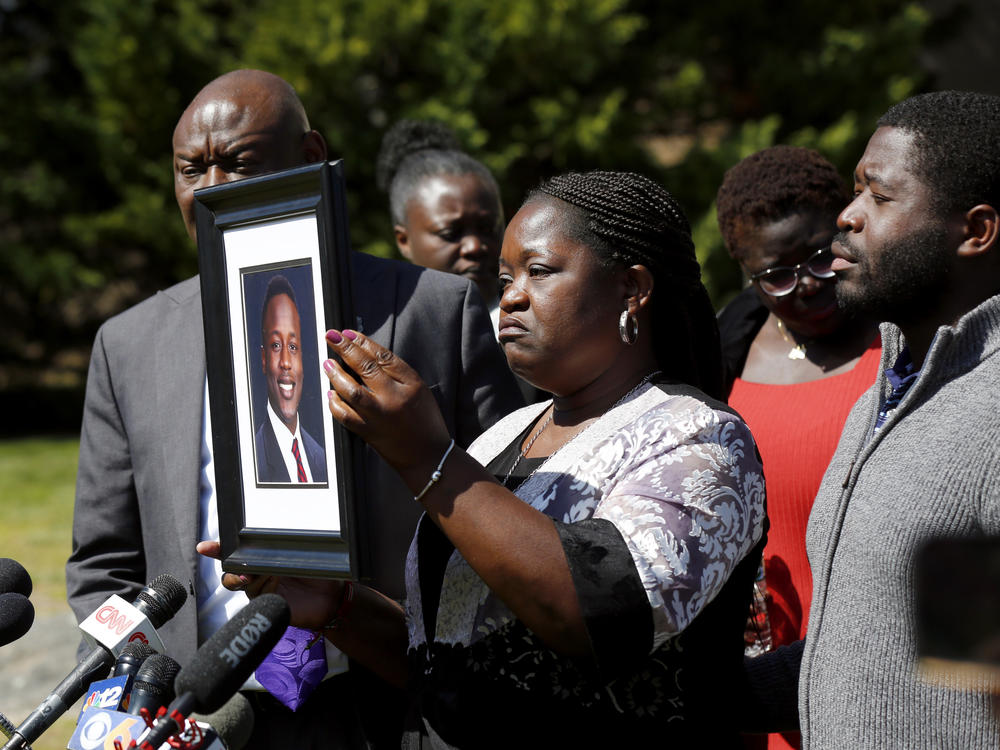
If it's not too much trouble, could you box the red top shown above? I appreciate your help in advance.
[729,340,882,647]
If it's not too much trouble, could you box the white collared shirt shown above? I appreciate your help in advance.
[265,400,313,483]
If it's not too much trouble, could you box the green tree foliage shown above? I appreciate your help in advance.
[0,0,930,390]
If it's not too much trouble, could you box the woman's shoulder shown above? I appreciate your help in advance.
[623,382,759,460]
[646,381,749,428]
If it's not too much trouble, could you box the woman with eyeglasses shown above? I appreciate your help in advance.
[715,146,879,750]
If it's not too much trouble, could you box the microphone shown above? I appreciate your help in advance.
[0,593,34,647]
[114,640,156,678]
[78,638,158,719]
[127,654,181,718]
[136,594,289,749]
[1,574,187,750]
[69,708,226,750]
[0,559,31,597]
[191,693,255,750]
[0,711,23,745]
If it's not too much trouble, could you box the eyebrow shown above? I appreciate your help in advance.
[498,247,545,270]
[174,137,264,163]
[857,168,894,190]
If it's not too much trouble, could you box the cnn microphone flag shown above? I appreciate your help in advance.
[79,595,165,657]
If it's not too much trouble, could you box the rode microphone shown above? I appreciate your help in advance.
[1,574,187,750]
[127,654,181,718]
[135,594,289,750]
[0,593,34,647]
[0,559,31,597]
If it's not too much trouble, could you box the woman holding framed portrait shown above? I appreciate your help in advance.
[218,170,767,748]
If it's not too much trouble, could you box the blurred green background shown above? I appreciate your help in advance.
[7,0,997,432]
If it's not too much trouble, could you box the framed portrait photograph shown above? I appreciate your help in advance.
[195,160,362,579]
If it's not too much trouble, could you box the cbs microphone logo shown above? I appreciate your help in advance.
[73,710,142,750]
[220,612,273,667]
[95,605,137,636]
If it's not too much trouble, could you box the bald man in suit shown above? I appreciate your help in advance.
[66,70,522,748]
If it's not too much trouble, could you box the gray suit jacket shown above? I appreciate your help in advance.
[66,251,522,666]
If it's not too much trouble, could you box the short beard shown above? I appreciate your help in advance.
[834,223,951,327]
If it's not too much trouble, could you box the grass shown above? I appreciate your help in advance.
[0,436,79,614]
[0,437,80,750]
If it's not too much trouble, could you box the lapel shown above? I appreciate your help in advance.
[154,279,206,586]
[350,252,396,349]
[261,421,291,482]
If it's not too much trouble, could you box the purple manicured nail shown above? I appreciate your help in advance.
[326,330,342,344]
[323,359,335,374]
[238,575,250,584]
[342,329,358,341]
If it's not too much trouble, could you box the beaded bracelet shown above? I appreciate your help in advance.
[414,439,456,502]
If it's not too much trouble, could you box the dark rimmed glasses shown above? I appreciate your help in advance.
[749,247,836,297]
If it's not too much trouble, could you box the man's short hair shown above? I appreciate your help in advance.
[716,145,848,259]
[260,274,298,338]
[877,91,1000,214]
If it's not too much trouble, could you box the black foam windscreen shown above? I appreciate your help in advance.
[174,594,290,713]
[135,574,187,627]
[0,558,32,597]
[0,592,34,647]
[191,692,255,750]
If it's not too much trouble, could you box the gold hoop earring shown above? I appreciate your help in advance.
[619,310,638,345]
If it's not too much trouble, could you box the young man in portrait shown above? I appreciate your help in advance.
[253,273,327,484]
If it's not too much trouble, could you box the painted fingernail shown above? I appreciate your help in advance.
[326,330,342,344]
[342,329,358,341]
[238,575,250,584]
[327,390,335,400]
[323,359,335,374]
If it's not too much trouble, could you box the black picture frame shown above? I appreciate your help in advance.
[195,160,362,580]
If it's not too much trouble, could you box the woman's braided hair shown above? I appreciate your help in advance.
[531,171,723,399]
[375,119,501,226]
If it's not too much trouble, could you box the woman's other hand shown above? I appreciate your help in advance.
[195,539,342,630]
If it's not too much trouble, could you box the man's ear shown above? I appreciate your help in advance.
[302,130,328,164]
[394,225,413,260]
[624,264,655,316]
[958,204,999,258]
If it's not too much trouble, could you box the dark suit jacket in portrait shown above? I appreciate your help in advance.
[253,418,328,483]
[66,251,523,666]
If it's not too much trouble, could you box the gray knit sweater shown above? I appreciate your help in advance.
[799,293,1000,747]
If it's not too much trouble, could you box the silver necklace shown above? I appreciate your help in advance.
[502,370,662,489]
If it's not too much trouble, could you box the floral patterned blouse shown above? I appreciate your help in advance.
[403,381,767,749]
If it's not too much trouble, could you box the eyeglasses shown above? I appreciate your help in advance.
[749,247,836,297]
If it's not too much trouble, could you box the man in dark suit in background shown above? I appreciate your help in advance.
[66,69,522,748]
[253,274,327,484]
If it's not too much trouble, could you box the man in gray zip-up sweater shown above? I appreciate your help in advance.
[745,91,1000,747]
